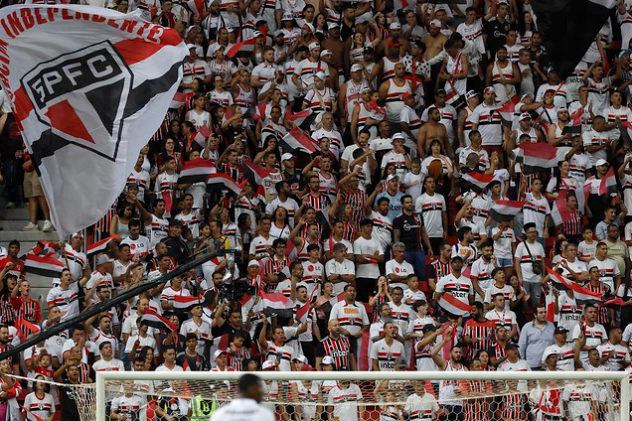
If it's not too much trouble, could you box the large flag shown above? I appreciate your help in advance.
[460,172,495,193]
[225,36,257,59]
[599,167,617,197]
[280,127,318,155]
[86,235,121,256]
[0,5,188,238]
[207,173,248,195]
[546,267,603,303]
[25,252,64,277]
[438,293,473,318]
[243,161,271,186]
[178,158,215,184]
[494,95,519,127]
[186,0,205,16]
[285,109,319,131]
[515,143,558,174]
[531,0,617,79]
[551,189,571,226]
[140,308,177,332]
[260,290,294,318]
[488,200,526,222]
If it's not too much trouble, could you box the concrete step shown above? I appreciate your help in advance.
[27,274,54,290]
[1,207,31,220]
[0,219,50,231]
[1,230,59,242]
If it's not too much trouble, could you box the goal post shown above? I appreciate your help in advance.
[96,370,630,421]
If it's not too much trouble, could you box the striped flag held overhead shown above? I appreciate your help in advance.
[25,253,64,278]
[87,235,120,256]
[285,109,319,131]
[280,127,318,155]
[178,158,216,184]
[141,308,177,332]
[515,142,558,174]
[207,174,248,195]
[260,290,294,318]
[488,200,526,222]
[170,91,193,109]
[460,172,495,192]
[546,267,603,304]
[225,36,258,59]
[599,167,618,197]
[243,161,271,185]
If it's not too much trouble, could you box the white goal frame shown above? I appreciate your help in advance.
[96,370,631,421]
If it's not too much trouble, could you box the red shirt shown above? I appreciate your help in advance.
[0,256,25,276]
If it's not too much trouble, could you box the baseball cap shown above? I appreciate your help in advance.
[281,153,294,161]
[314,71,326,81]
[320,49,332,58]
[389,21,401,30]
[282,12,294,21]
[308,41,320,51]
[541,348,558,364]
[429,19,441,28]
[483,86,496,94]
[356,15,370,25]
[596,158,608,167]
[557,107,568,113]
[329,23,340,30]
[351,63,363,73]
[273,30,284,37]
[71,232,83,239]
[262,360,277,370]
[304,23,315,33]
[186,43,196,50]
[518,112,531,121]
[213,349,227,360]
[392,132,405,141]
[554,326,568,335]
[520,92,534,100]
[321,356,335,366]
[386,174,399,182]
[619,49,632,58]
[96,254,114,265]
[465,90,478,100]
[248,260,260,267]
[293,355,308,364]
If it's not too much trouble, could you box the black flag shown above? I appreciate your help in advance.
[531,0,616,79]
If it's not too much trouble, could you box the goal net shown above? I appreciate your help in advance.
[93,371,631,421]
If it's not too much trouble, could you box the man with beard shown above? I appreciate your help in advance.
[418,107,448,158]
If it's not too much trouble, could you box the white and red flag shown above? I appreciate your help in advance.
[178,158,215,184]
[515,142,558,174]
[488,200,526,222]
[280,127,318,155]
[546,267,603,304]
[0,5,188,237]
[460,172,495,192]
[599,167,618,197]
[207,173,248,195]
[225,36,257,59]
[260,290,294,318]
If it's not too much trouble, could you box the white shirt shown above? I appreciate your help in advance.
[415,193,446,238]
[435,274,474,316]
[329,301,369,336]
[572,322,607,363]
[497,358,531,392]
[385,259,415,290]
[515,241,545,283]
[93,357,125,372]
[327,383,363,421]
[543,343,575,371]
[353,236,384,278]
[370,338,406,371]
[404,393,440,421]
[325,258,355,295]
[209,398,275,421]
[587,257,620,290]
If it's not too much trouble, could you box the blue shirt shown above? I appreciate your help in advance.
[375,191,404,220]
[518,321,555,369]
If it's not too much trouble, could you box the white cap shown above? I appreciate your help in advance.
[386,174,399,182]
[262,360,277,370]
[293,355,308,364]
[281,153,294,161]
[518,112,531,121]
[314,71,326,80]
[429,19,441,28]
[320,49,332,58]
[350,63,363,72]
[213,349,227,360]
[483,86,496,94]
[392,133,405,141]
[308,41,320,50]
[465,90,477,100]
[282,12,294,20]
[355,15,370,25]
[248,260,260,267]
[541,348,558,364]
[304,23,315,33]
[321,356,335,365]
[389,21,401,30]
[186,43,197,50]
[96,254,114,265]
[207,43,222,56]
[521,92,534,100]
[329,23,340,30]
[71,232,83,239]
[596,159,608,167]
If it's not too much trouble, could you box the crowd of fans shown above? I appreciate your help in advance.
[4,0,632,420]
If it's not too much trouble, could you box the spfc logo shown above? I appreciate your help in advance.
[20,41,133,162]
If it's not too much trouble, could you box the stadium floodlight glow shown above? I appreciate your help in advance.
[96,370,631,421]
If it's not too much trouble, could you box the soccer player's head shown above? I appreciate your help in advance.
[238,373,265,403]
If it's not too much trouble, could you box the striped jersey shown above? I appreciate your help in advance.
[318,335,351,370]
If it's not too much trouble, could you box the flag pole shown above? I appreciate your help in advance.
[0,249,230,362]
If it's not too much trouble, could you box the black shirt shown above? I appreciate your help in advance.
[484,17,515,57]
[393,212,424,251]
[165,236,190,263]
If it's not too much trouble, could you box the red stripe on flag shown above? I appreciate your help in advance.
[87,235,120,255]
[113,31,183,66]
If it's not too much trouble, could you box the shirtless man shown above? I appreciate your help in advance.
[377,22,410,58]
[321,24,345,79]
[418,107,448,157]
[423,21,448,61]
